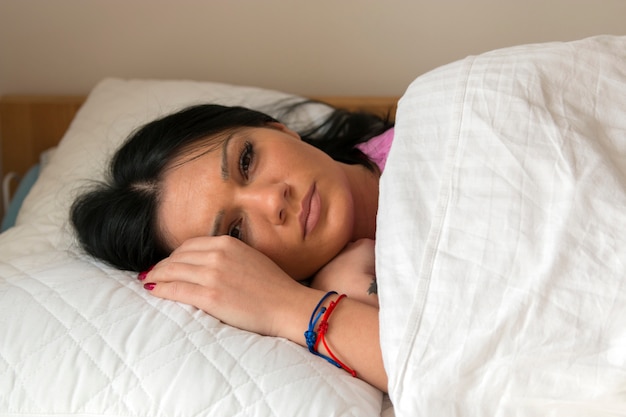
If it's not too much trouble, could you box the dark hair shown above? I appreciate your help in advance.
[70,102,393,272]
[276,100,393,171]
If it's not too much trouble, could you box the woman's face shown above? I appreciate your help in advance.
[158,123,359,280]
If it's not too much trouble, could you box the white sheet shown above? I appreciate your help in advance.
[377,35,626,416]
[0,79,382,416]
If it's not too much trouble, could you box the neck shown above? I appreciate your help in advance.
[342,163,379,240]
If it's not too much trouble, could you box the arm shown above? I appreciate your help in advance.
[141,236,388,392]
[310,238,378,308]
[277,285,385,391]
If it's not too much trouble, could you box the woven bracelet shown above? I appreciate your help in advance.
[304,291,356,377]
[314,294,356,376]
[304,291,336,355]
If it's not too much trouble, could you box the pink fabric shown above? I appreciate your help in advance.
[356,128,395,172]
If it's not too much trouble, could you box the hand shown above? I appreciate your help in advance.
[311,238,378,307]
[141,235,309,338]
[142,236,388,391]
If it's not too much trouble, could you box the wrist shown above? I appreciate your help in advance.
[271,286,331,346]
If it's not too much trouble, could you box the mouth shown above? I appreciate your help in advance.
[299,183,320,239]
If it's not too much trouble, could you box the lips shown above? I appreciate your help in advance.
[300,183,320,238]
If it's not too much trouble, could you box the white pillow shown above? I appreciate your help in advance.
[0,78,382,416]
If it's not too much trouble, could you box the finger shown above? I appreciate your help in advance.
[159,249,228,269]
[157,236,248,271]
[141,261,219,286]
[142,280,215,312]
[142,279,262,333]
[174,234,244,254]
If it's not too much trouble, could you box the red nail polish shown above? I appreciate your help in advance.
[144,282,156,291]
[137,265,154,281]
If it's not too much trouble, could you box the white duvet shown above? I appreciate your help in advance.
[377,35,626,416]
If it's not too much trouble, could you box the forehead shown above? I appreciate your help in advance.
[158,138,228,249]
[165,129,236,172]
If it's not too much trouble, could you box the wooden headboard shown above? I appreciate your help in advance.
[0,94,397,217]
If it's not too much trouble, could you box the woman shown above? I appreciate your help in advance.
[71,102,394,391]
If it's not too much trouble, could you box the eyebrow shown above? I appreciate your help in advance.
[212,133,235,236]
[220,132,235,180]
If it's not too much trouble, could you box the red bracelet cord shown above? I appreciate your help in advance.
[313,294,357,377]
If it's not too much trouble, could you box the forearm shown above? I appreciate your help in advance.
[277,288,387,392]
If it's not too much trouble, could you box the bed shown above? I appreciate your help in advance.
[1,35,625,416]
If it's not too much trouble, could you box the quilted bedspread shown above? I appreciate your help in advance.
[377,36,626,416]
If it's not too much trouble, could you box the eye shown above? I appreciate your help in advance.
[239,141,254,179]
[228,220,244,241]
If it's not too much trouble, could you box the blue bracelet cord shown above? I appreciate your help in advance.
[304,307,325,352]
[304,291,342,368]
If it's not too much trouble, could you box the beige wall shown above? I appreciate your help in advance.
[0,0,625,97]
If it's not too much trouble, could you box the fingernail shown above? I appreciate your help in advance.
[143,282,156,291]
[137,265,154,281]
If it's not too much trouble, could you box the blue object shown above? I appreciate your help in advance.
[1,164,40,232]
[304,291,342,369]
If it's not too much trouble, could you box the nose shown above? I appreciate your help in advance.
[240,182,290,225]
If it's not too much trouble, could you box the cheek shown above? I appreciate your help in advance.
[324,180,356,241]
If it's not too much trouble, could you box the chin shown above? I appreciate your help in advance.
[289,267,317,281]
[284,255,331,281]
